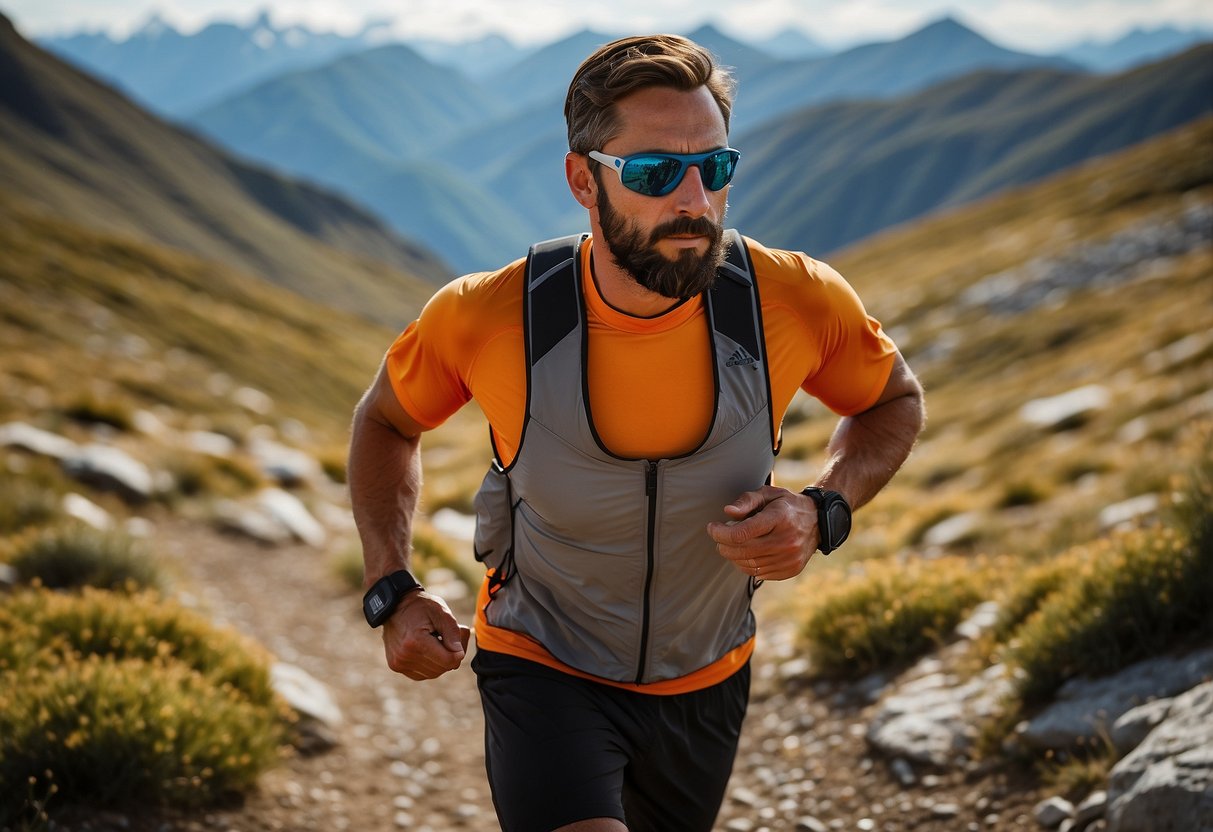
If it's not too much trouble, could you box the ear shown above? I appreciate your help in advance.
[566,152,597,209]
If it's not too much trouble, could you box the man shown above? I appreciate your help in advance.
[349,34,925,832]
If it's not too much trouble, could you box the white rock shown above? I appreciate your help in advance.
[923,511,982,548]
[1110,698,1174,756]
[271,662,343,728]
[1098,494,1160,531]
[258,489,326,547]
[250,437,321,487]
[431,508,476,542]
[233,386,273,414]
[955,601,1001,640]
[62,443,155,502]
[185,430,236,458]
[0,422,77,460]
[1020,385,1110,429]
[62,493,113,530]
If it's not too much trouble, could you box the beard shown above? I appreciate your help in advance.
[596,180,727,301]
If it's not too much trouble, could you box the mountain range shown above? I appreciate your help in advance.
[19,12,1213,276]
[0,13,447,329]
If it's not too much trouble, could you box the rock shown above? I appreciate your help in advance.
[868,662,1012,766]
[61,443,156,503]
[1020,385,1110,430]
[0,563,18,588]
[1098,495,1160,531]
[250,437,321,487]
[923,511,982,548]
[1074,791,1107,828]
[258,488,326,547]
[795,819,827,832]
[1020,648,1213,750]
[1106,681,1213,832]
[890,757,917,786]
[272,662,343,754]
[724,820,754,832]
[185,430,237,458]
[955,601,1001,640]
[215,500,292,545]
[62,493,113,530]
[1035,796,1074,828]
[1110,699,1174,757]
[0,421,77,460]
[431,508,476,542]
[232,386,273,415]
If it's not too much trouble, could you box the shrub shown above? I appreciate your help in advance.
[332,528,478,594]
[799,555,986,677]
[0,654,283,820]
[163,453,262,500]
[6,524,163,592]
[0,588,279,709]
[1006,524,1213,705]
[0,589,289,824]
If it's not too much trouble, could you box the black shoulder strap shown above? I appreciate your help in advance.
[525,234,587,367]
[707,229,763,367]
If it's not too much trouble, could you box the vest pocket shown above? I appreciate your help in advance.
[472,463,516,589]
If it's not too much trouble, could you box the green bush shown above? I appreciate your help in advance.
[7,524,163,592]
[0,589,278,709]
[1006,524,1213,705]
[0,589,289,824]
[0,654,282,819]
[799,556,986,677]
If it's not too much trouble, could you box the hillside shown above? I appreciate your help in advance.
[730,44,1213,257]
[0,14,447,328]
[1,111,1208,832]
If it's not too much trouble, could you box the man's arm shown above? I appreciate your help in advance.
[348,362,469,680]
[707,352,925,580]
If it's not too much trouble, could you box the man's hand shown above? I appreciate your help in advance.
[706,485,820,581]
[381,590,471,681]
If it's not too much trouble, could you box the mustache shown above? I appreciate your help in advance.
[647,216,721,245]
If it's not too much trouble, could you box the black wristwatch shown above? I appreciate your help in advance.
[801,487,852,555]
[362,569,423,627]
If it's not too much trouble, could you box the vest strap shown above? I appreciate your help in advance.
[525,234,587,366]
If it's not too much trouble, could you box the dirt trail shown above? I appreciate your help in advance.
[53,517,1045,832]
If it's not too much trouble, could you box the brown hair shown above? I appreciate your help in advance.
[564,34,736,154]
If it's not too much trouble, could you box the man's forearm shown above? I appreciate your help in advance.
[816,389,925,510]
[348,401,422,590]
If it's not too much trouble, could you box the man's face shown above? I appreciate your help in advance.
[590,85,731,301]
[595,171,726,300]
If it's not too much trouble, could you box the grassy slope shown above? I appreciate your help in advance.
[0,15,447,328]
[782,117,1213,561]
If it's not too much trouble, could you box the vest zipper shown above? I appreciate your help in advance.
[635,459,659,684]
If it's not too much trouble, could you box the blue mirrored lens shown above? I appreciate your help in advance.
[619,150,739,196]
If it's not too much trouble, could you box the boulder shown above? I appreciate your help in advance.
[867,661,1012,766]
[61,443,156,503]
[271,662,342,755]
[61,493,114,530]
[1106,681,1213,832]
[258,488,326,547]
[1019,385,1110,431]
[1035,796,1074,828]
[1020,647,1213,750]
[1110,698,1175,757]
[0,422,77,460]
[249,437,321,487]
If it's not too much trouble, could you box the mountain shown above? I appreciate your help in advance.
[1061,25,1213,72]
[186,42,535,273]
[681,24,781,78]
[0,13,448,327]
[481,29,617,113]
[407,33,533,80]
[728,45,1213,257]
[733,17,1079,132]
[747,27,831,60]
[37,11,388,117]
[190,43,509,176]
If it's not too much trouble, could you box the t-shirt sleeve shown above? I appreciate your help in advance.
[799,260,898,416]
[384,280,475,429]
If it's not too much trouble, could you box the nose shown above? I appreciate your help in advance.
[672,164,711,217]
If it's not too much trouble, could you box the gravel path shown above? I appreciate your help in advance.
[50,517,1046,832]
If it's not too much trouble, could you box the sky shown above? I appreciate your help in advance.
[5,0,1213,53]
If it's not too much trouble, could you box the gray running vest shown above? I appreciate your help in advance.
[471,229,777,685]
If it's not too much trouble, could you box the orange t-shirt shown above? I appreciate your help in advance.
[386,235,897,692]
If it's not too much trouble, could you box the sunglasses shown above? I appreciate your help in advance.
[588,148,741,197]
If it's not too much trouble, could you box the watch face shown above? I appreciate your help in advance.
[826,501,851,547]
[364,586,393,626]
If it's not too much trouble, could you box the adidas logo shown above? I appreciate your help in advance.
[726,347,758,367]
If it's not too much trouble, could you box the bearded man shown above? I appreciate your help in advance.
[348,34,926,832]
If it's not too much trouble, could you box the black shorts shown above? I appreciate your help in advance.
[473,649,750,832]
